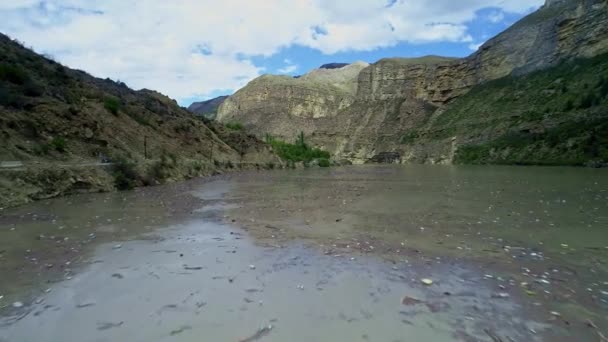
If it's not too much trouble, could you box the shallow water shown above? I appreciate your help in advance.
[0,165,607,341]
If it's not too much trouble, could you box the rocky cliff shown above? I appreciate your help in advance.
[187,95,228,120]
[217,0,608,164]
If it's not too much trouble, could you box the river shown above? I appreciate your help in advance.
[0,165,607,341]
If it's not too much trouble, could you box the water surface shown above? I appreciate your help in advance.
[1,165,607,341]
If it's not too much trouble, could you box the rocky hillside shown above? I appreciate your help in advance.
[187,95,228,120]
[217,0,608,165]
[0,33,279,207]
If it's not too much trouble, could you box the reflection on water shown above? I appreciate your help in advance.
[0,165,606,341]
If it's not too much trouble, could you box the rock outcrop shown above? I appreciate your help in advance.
[187,95,228,120]
[217,0,608,164]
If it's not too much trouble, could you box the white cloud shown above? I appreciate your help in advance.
[278,64,298,74]
[0,0,543,103]
[468,42,484,51]
[487,11,505,23]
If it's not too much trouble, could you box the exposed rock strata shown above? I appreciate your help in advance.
[217,0,608,164]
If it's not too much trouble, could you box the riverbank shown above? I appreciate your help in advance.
[0,157,281,210]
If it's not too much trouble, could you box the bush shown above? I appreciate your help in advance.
[0,85,27,108]
[113,158,139,190]
[0,63,29,85]
[318,158,330,167]
[269,133,331,164]
[400,131,419,144]
[147,151,178,182]
[50,137,66,152]
[104,97,121,115]
[225,122,243,130]
[23,80,44,97]
[578,92,599,109]
[33,143,51,155]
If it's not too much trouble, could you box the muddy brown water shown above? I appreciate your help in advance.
[0,165,607,341]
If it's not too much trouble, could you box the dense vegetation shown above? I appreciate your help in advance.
[266,132,330,166]
[430,52,608,166]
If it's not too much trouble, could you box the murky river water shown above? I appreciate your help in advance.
[0,165,607,341]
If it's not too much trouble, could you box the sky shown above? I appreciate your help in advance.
[0,0,544,106]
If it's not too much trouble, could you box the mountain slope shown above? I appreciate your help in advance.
[417,53,608,166]
[0,33,279,207]
[217,0,608,165]
[187,95,228,120]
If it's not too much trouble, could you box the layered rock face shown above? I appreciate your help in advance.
[218,0,608,163]
[187,95,228,120]
[218,62,368,142]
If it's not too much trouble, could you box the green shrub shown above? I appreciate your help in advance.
[23,80,44,97]
[225,122,243,130]
[147,151,178,182]
[104,97,121,115]
[578,92,599,109]
[50,137,66,152]
[296,131,306,148]
[318,158,330,167]
[112,158,139,190]
[269,134,330,164]
[400,131,419,144]
[0,85,27,108]
[0,63,29,85]
[264,133,274,144]
[33,143,51,155]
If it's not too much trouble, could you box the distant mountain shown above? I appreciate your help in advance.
[319,63,349,70]
[187,95,229,120]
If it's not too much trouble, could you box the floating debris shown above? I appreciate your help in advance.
[183,265,204,271]
[76,301,96,308]
[249,265,256,270]
[239,324,273,342]
[97,321,124,331]
[401,296,424,306]
[421,278,433,286]
[492,293,510,299]
[170,325,192,336]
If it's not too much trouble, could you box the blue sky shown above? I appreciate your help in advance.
[0,1,543,106]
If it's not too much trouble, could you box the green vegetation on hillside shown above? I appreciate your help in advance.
[225,122,243,130]
[431,52,608,166]
[266,132,330,166]
[0,62,45,108]
[103,96,121,115]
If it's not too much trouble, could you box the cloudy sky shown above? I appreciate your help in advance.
[0,0,543,106]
